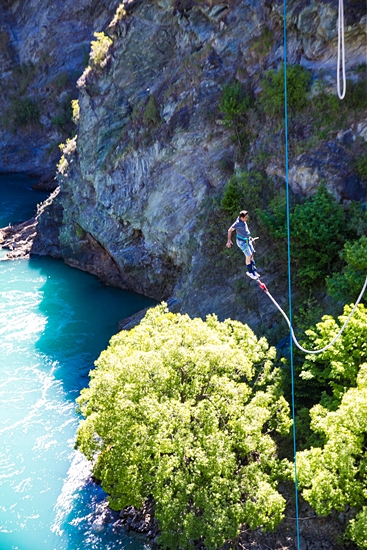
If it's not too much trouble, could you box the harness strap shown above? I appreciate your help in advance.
[236,234,250,242]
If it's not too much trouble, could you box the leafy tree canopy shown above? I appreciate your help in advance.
[327,235,367,303]
[259,183,346,286]
[297,362,367,548]
[300,304,367,409]
[290,183,346,285]
[76,304,292,549]
[218,81,250,129]
[221,171,269,219]
[259,64,311,117]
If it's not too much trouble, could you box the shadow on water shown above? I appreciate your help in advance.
[28,255,156,396]
[0,173,48,226]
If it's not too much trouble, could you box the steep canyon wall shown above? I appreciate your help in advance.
[3,0,367,327]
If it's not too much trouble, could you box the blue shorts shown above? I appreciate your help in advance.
[236,238,254,257]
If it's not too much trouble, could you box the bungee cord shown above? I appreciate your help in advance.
[337,0,346,99]
[257,275,367,355]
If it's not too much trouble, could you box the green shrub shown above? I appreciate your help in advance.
[259,184,347,286]
[56,136,77,176]
[17,97,40,125]
[110,3,127,26]
[51,112,71,131]
[342,78,367,111]
[219,81,250,128]
[299,303,367,407]
[51,95,73,133]
[290,183,346,285]
[76,304,292,550]
[259,64,311,117]
[310,81,341,132]
[219,81,251,148]
[257,190,288,239]
[298,360,367,516]
[3,97,40,129]
[356,154,367,182]
[143,94,160,127]
[12,62,36,95]
[296,308,367,547]
[250,27,273,56]
[346,201,367,237]
[326,235,367,303]
[221,171,269,218]
[347,508,367,549]
[89,31,113,68]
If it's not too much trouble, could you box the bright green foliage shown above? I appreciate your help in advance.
[327,236,367,303]
[300,304,367,408]
[221,171,268,218]
[290,184,345,285]
[347,507,367,548]
[297,363,367,546]
[76,304,292,549]
[90,32,113,68]
[259,64,311,117]
[110,3,127,26]
[71,99,80,125]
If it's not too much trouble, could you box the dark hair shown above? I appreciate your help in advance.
[239,210,248,218]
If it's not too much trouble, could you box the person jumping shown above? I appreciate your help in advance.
[226,210,260,280]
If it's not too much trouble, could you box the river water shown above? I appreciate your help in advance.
[0,174,155,550]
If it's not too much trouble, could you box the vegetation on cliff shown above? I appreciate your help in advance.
[76,304,292,549]
[76,302,367,549]
[210,62,367,327]
[296,304,367,548]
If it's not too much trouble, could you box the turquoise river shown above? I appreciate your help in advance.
[0,174,155,550]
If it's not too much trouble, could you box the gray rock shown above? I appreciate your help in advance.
[26,0,367,325]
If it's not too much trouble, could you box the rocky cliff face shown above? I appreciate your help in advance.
[26,0,367,326]
[0,0,117,175]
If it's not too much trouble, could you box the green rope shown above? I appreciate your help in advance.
[283,1,301,548]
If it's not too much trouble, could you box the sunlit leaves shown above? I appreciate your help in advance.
[297,363,367,546]
[76,304,292,549]
[347,507,367,548]
[300,304,367,408]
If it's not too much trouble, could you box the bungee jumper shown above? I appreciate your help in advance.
[225,210,367,354]
[226,210,260,280]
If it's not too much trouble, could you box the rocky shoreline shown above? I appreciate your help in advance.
[0,187,58,260]
[0,217,38,259]
[88,489,355,550]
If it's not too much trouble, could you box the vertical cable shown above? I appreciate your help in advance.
[283,1,301,548]
[337,0,346,99]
